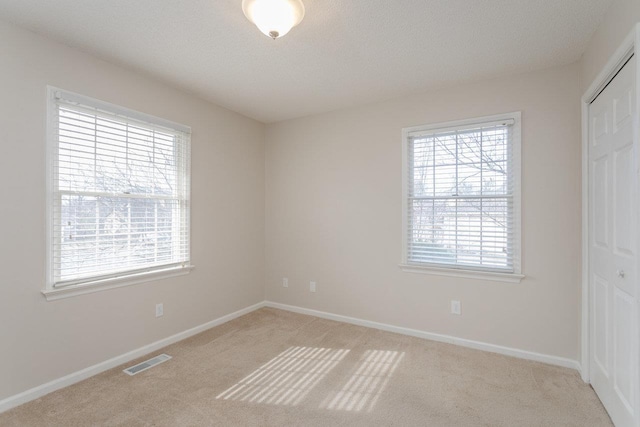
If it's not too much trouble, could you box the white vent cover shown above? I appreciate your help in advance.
[123,354,172,376]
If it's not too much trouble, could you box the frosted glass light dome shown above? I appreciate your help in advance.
[242,0,305,39]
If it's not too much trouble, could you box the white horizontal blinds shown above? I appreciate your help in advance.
[52,91,190,287]
[407,120,516,272]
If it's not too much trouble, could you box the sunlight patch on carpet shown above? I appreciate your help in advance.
[320,350,405,412]
[216,346,349,406]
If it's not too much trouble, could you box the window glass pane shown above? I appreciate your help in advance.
[434,164,457,197]
[434,134,456,166]
[482,161,507,195]
[58,196,182,282]
[408,197,510,269]
[455,199,483,265]
[411,165,434,198]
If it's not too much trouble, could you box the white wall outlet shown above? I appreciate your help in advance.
[155,303,164,318]
[283,278,289,288]
[451,300,461,315]
[310,281,316,292]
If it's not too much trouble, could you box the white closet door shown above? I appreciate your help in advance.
[589,57,638,427]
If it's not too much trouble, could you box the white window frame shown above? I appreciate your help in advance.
[400,112,524,283]
[43,87,193,301]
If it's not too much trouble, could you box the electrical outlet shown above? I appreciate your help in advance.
[283,278,289,288]
[155,303,164,318]
[310,281,316,292]
[450,300,461,315]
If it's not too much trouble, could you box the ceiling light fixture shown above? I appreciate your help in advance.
[242,0,305,40]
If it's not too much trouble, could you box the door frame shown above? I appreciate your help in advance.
[581,22,640,412]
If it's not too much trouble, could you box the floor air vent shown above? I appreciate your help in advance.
[123,354,172,376]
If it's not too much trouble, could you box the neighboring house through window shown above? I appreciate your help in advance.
[401,112,522,281]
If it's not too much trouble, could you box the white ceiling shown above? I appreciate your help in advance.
[0,0,612,123]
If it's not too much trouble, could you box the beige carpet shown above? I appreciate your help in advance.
[1,308,612,426]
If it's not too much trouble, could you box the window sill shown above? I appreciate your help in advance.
[41,265,195,301]
[399,264,524,283]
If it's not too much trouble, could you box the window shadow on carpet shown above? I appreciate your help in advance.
[320,350,405,412]
[216,346,349,406]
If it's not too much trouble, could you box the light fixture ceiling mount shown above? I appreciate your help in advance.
[242,0,305,40]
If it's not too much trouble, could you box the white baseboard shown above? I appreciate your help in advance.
[1,299,583,414]
[0,301,266,414]
[264,301,582,372]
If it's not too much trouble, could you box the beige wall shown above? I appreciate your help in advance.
[0,21,265,401]
[265,63,583,360]
[581,0,640,91]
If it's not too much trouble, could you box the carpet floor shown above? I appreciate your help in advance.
[0,307,612,426]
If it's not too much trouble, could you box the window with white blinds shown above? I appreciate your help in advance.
[402,113,521,275]
[47,88,191,288]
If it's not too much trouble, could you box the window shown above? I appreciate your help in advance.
[401,112,522,280]
[46,88,191,293]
